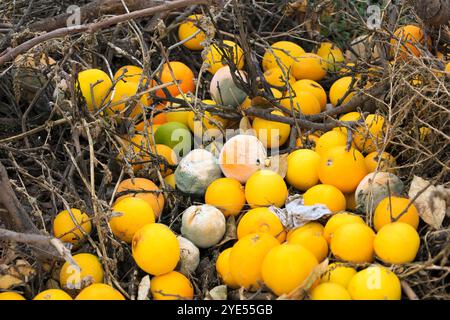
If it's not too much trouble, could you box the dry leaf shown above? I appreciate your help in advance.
[277,259,329,300]
[285,0,308,16]
[137,275,151,300]
[205,285,227,300]
[215,216,237,247]
[239,116,255,135]
[251,96,272,108]
[0,274,22,290]
[408,176,447,229]
[263,153,288,178]
[0,259,36,290]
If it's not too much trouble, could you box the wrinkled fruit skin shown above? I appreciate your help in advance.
[175,149,222,196]
[181,204,226,248]
[355,172,404,214]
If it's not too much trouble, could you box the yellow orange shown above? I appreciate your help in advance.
[323,212,365,243]
[316,42,345,71]
[53,208,92,245]
[110,197,155,243]
[348,265,401,300]
[286,149,321,191]
[290,79,327,110]
[151,271,194,300]
[245,170,288,208]
[320,262,357,288]
[229,233,279,290]
[75,283,125,300]
[261,243,318,296]
[204,40,244,74]
[60,253,104,290]
[373,196,419,231]
[291,53,327,81]
[330,222,375,263]
[77,69,112,112]
[216,248,239,288]
[252,110,291,148]
[353,114,386,153]
[262,41,305,72]
[116,178,164,218]
[281,90,321,115]
[0,292,26,300]
[318,146,368,193]
[329,76,357,106]
[365,151,397,173]
[303,184,346,214]
[132,223,180,275]
[34,289,72,300]
[205,177,246,217]
[237,207,286,242]
[310,282,351,300]
[315,131,347,156]
[178,14,209,50]
[288,227,328,262]
[374,222,420,264]
[263,67,295,88]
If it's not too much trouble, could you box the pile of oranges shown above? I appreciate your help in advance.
[3,13,447,301]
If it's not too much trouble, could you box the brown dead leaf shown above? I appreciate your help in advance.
[0,274,23,290]
[277,258,329,300]
[408,176,447,230]
[264,153,288,178]
[0,260,36,290]
[215,216,237,247]
[285,0,308,16]
[239,116,254,135]
[251,96,272,108]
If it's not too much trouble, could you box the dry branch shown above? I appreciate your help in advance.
[0,0,211,65]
